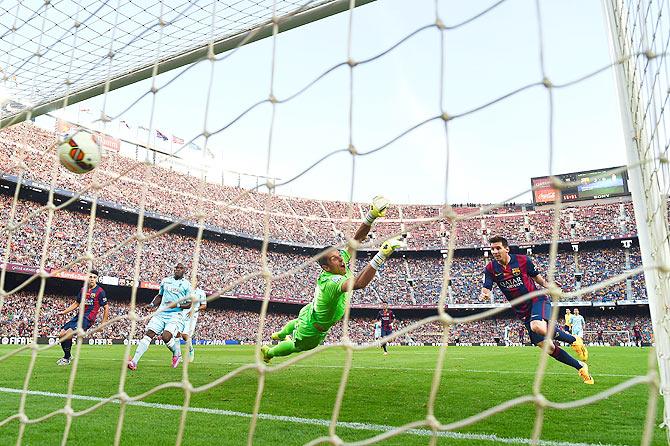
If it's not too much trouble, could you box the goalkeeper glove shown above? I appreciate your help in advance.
[364,195,390,225]
[370,237,404,270]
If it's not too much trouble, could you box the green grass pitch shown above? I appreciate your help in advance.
[0,345,665,445]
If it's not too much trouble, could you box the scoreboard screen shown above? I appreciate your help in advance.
[531,166,629,205]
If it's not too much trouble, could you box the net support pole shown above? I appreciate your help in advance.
[602,0,670,434]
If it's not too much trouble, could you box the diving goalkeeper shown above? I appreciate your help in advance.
[261,196,402,363]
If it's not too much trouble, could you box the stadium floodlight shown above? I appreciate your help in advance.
[0,0,375,129]
[603,0,670,438]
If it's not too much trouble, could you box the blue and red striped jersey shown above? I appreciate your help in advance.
[483,254,547,320]
[77,285,107,321]
[377,310,395,331]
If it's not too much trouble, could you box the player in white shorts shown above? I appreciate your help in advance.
[127,263,192,370]
[179,287,207,362]
[373,321,382,344]
[570,308,586,338]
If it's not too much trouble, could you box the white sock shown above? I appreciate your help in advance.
[166,337,180,356]
[132,336,151,364]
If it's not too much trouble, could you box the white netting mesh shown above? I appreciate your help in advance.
[0,0,355,123]
[0,0,668,445]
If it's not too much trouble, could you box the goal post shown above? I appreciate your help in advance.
[602,0,670,434]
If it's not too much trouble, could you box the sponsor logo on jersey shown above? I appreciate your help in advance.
[500,276,523,289]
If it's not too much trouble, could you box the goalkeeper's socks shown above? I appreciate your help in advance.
[268,340,298,358]
[554,329,576,344]
[550,345,582,370]
[166,337,180,356]
[62,339,72,360]
[132,336,151,364]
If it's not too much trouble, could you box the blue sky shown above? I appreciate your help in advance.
[56,0,627,205]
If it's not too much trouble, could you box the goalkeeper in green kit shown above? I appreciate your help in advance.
[261,196,403,363]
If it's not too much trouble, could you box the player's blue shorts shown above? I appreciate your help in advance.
[381,328,393,338]
[61,315,93,331]
[146,311,183,335]
[524,298,553,345]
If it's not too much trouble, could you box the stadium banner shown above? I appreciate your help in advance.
[50,270,88,281]
[617,299,649,305]
[139,281,160,290]
[0,337,124,345]
[0,262,40,275]
[555,301,591,307]
[531,166,630,205]
[592,301,617,307]
[100,275,119,286]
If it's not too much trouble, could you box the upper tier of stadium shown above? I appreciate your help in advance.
[0,123,641,251]
[0,122,649,308]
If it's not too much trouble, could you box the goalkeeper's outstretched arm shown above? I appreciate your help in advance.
[341,237,404,292]
[348,196,390,255]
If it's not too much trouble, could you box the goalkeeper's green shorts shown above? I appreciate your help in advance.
[293,304,329,351]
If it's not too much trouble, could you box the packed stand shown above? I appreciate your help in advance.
[0,193,649,306]
[0,292,652,346]
[0,123,650,250]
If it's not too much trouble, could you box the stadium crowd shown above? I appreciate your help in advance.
[0,194,648,306]
[0,293,653,345]
[0,123,644,251]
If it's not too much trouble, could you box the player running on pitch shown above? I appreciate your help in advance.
[377,302,396,355]
[261,196,402,363]
[570,308,585,338]
[128,263,192,370]
[480,236,593,384]
[56,270,108,365]
[178,286,207,362]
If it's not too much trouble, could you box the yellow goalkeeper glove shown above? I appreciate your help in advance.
[364,195,390,225]
[370,237,404,270]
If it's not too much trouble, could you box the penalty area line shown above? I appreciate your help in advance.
[0,387,628,446]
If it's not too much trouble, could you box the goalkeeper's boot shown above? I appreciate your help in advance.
[56,357,71,366]
[571,336,589,362]
[188,345,195,363]
[578,362,594,385]
[271,331,284,341]
[127,357,137,371]
[171,354,182,368]
[261,345,272,364]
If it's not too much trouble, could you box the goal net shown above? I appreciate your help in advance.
[0,0,668,445]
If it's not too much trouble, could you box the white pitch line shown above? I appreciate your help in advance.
[3,351,640,377]
[0,387,630,446]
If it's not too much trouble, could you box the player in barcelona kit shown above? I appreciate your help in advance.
[633,324,643,347]
[261,196,403,363]
[480,236,594,384]
[56,270,108,365]
[127,263,193,370]
[377,303,395,355]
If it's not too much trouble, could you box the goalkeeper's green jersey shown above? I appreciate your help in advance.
[311,249,353,331]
